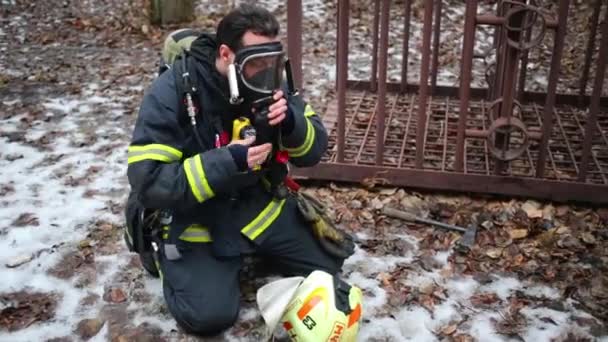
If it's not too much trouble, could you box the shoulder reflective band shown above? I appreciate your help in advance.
[128,144,183,164]
[179,224,212,243]
[284,117,315,158]
[183,155,215,203]
[241,198,286,240]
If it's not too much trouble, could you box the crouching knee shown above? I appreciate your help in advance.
[168,296,239,336]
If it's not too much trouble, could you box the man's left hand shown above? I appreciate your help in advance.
[267,90,288,126]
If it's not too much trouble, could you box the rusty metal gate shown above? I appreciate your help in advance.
[286,0,608,203]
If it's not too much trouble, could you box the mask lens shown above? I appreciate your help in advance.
[241,52,284,93]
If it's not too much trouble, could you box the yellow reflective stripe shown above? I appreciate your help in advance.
[241,199,286,240]
[285,118,315,158]
[161,224,212,243]
[179,224,212,243]
[129,144,182,158]
[194,154,215,199]
[128,144,182,164]
[184,155,214,203]
[304,104,316,117]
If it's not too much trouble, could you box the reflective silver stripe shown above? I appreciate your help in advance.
[185,156,213,201]
[128,149,181,162]
[241,199,285,240]
[180,229,211,239]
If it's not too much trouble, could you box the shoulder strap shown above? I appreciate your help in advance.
[172,51,224,150]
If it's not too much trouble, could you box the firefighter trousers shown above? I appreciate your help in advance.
[158,198,346,336]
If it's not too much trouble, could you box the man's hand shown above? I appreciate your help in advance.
[267,90,288,126]
[229,136,272,169]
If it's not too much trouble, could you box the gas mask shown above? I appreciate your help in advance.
[227,41,298,146]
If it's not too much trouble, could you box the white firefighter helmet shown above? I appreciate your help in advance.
[280,270,363,342]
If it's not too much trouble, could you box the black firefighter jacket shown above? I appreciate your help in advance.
[127,35,328,256]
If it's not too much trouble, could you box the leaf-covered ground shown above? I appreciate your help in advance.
[1,0,607,341]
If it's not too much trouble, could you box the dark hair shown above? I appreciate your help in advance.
[216,4,279,55]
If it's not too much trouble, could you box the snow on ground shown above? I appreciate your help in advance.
[338,232,605,341]
[4,81,601,341]
[0,83,136,341]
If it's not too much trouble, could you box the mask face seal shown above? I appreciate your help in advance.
[228,41,285,105]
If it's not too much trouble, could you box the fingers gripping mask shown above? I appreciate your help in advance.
[228,42,285,106]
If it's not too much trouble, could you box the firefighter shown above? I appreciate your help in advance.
[126,4,359,337]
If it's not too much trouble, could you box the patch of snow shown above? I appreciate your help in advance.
[345,271,387,312]
[522,284,560,300]
[520,307,578,341]
[445,276,480,301]
[469,312,503,342]
[358,316,407,341]
[432,251,450,266]
[395,306,437,341]
[479,277,521,300]
[0,86,134,339]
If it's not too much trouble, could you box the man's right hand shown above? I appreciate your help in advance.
[229,136,272,169]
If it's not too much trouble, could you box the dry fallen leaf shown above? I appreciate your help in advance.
[104,288,127,303]
[377,272,392,287]
[486,247,504,259]
[581,232,596,245]
[5,254,34,268]
[439,323,458,336]
[509,229,529,240]
[521,201,543,218]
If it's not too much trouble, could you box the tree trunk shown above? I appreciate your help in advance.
[150,0,195,26]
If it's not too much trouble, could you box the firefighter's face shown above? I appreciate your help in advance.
[218,31,279,70]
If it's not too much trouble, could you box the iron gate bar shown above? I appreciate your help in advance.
[480,101,490,174]
[536,0,570,178]
[456,0,478,172]
[579,0,603,99]
[401,0,412,92]
[354,95,377,164]
[376,0,391,166]
[475,14,558,28]
[573,105,608,184]
[397,94,416,168]
[431,0,442,93]
[579,3,608,182]
[287,0,302,90]
[530,104,559,180]
[371,0,380,92]
[400,0,412,92]
[382,91,400,156]
[336,0,349,163]
[415,0,434,168]
[291,163,608,203]
[342,92,366,163]
[517,5,533,101]
[559,107,582,176]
